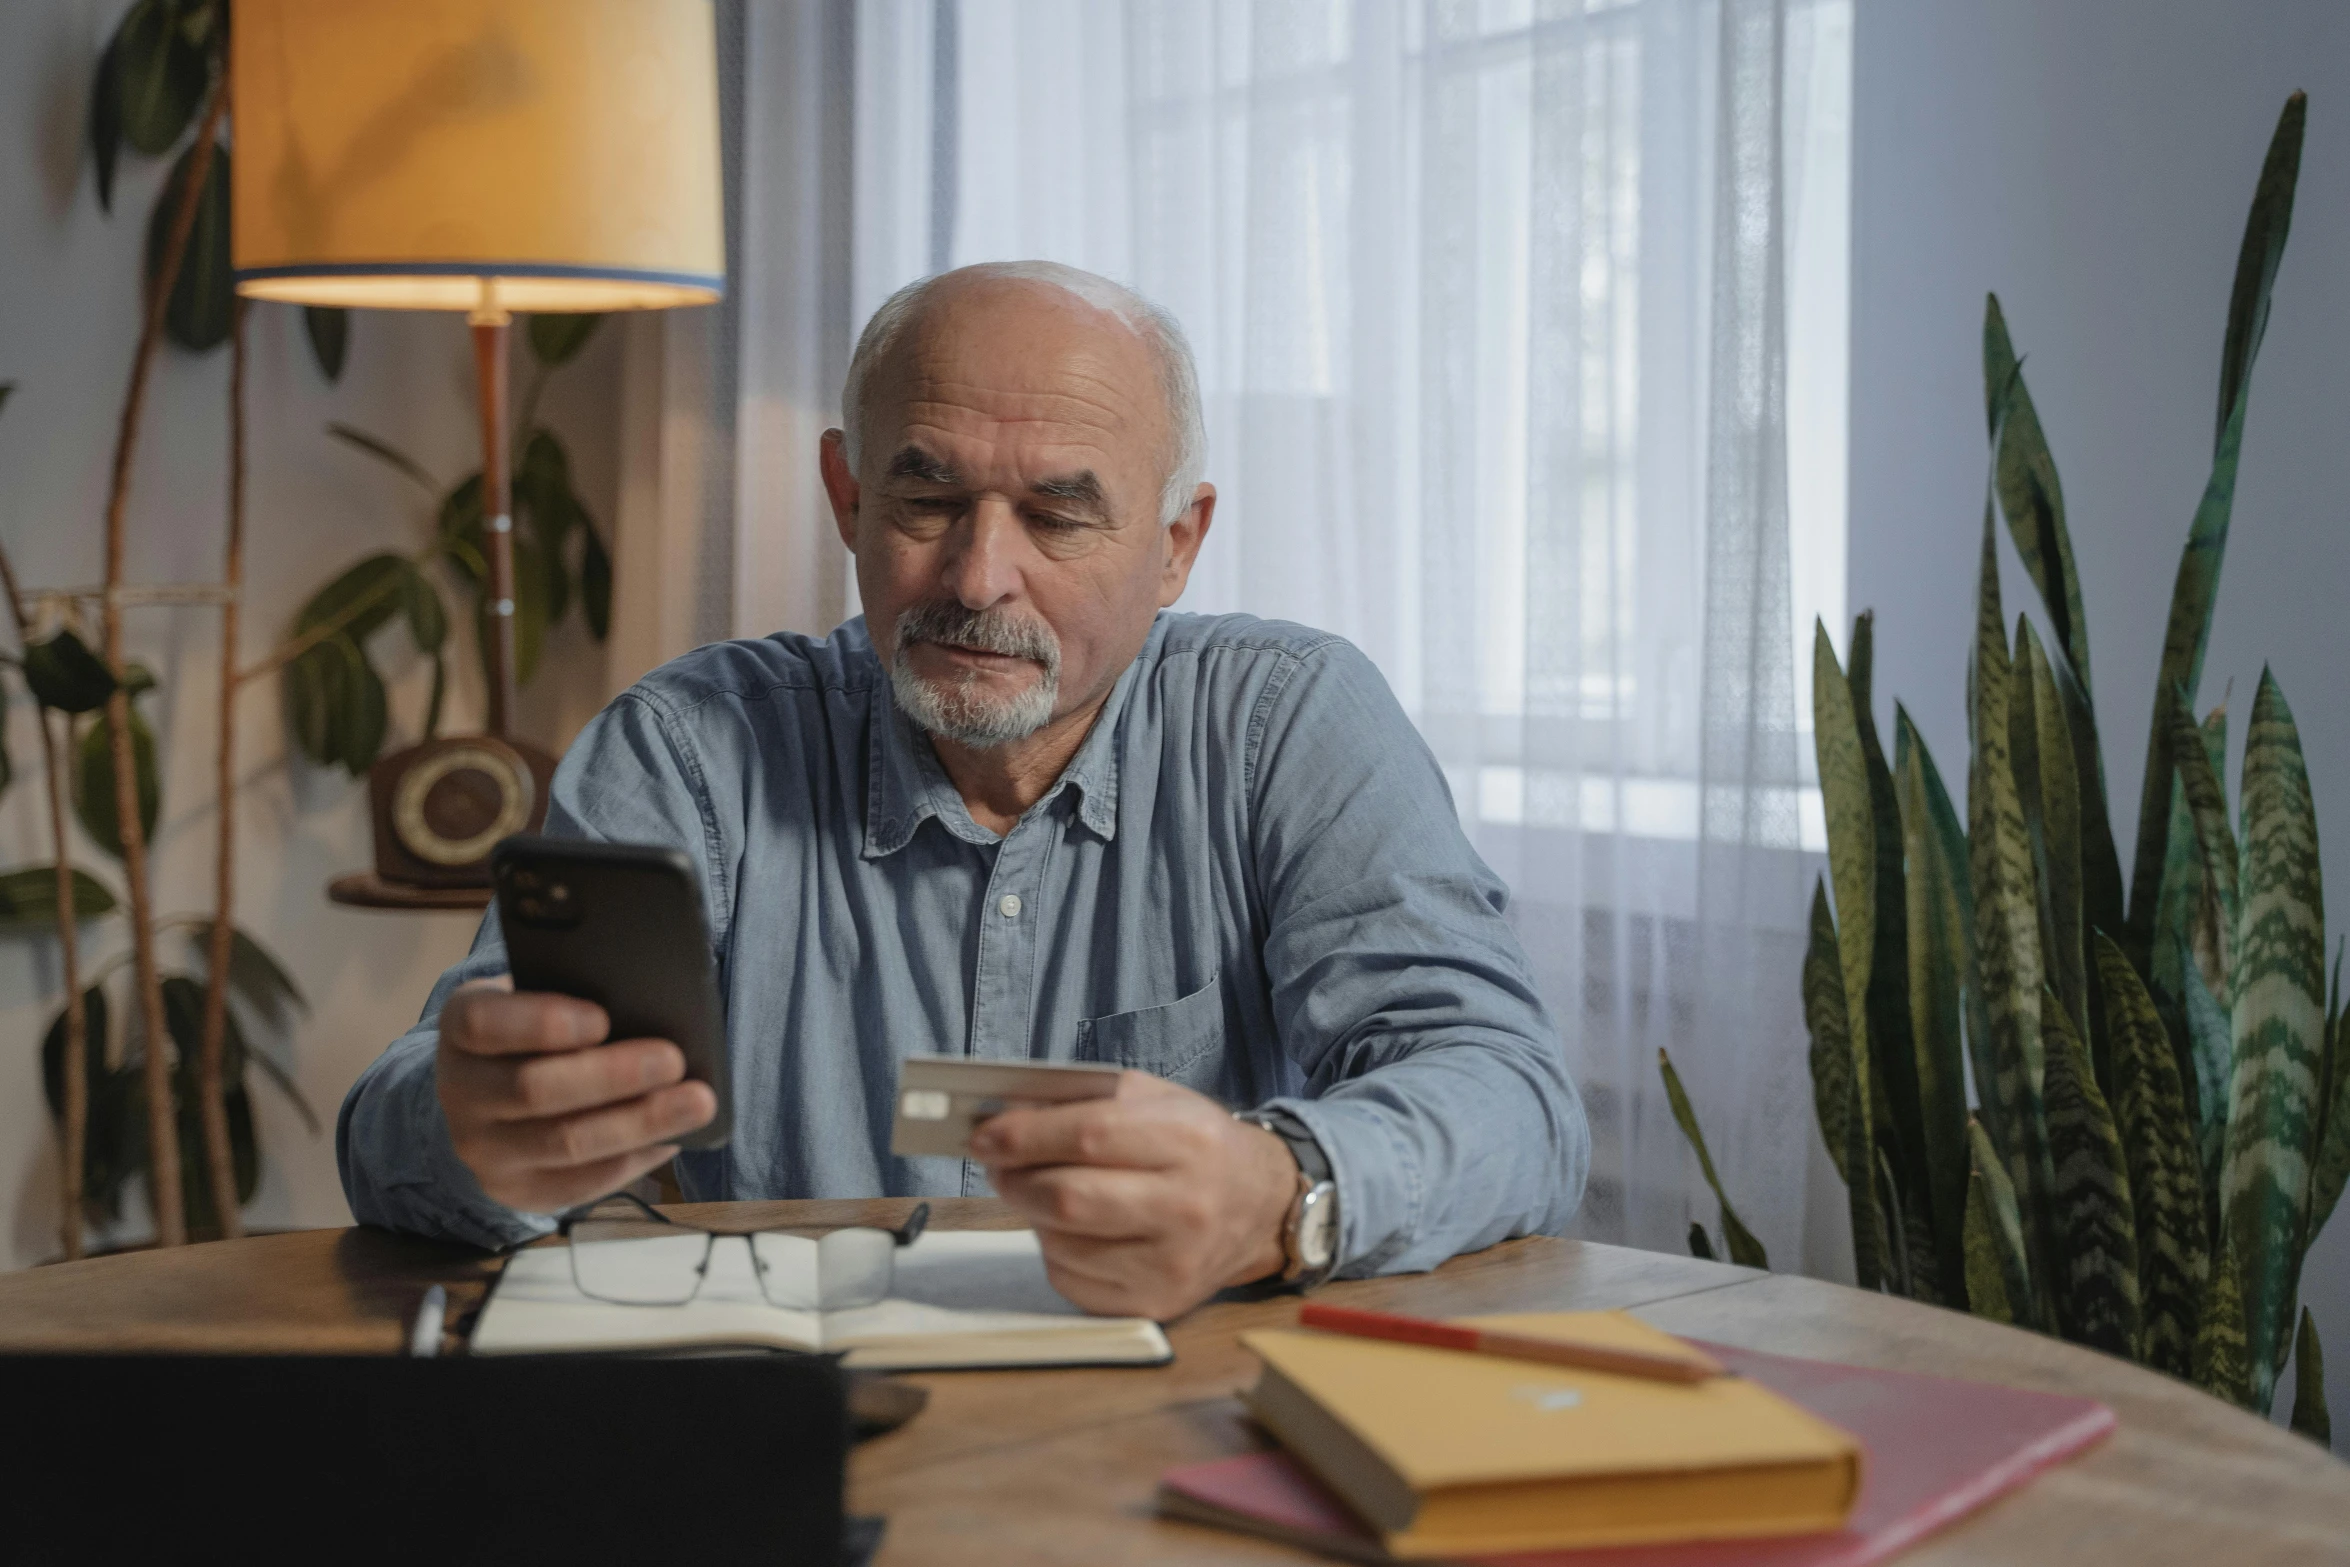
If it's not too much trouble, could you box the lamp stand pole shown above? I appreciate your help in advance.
[471,284,517,739]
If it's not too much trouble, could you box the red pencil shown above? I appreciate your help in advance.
[1296,1302,1726,1384]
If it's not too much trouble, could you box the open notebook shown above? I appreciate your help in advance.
[470,1227,1172,1371]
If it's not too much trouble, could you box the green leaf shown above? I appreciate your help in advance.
[0,866,119,932]
[438,472,485,564]
[2290,1307,2331,1447]
[1850,617,1931,1283]
[2216,94,2306,449]
[2310,1026,2350,1248]
[2223,668,2327,1410]
[283,627,386,777]
[2043,633,2127,968]
[281,637,339,767]
[2184,951,2235,1191]
[73,703,159,860]
[2013,620,2089,1061]
[1982,295,2092,695]
[520,427,572,495]
[89,29,123,212]
[163,959,321,1137]
[2043,986,2142,1359]
[2169,686,2240,980]
[527,312,604,367]
[158,972,264,1239]
[2125,92,2300,960]
[518,431,579,625]
[2096,932,2208,1380]
[1896,710,1971,1295]
[1876,1146,1915,1298]
[1967,507,2053,1301]
[2194,1229,2254,1408]
[1964,1117,2032,1326]
[329,633,388,776]
[41,986,109,1126]
[401,563,449,655]
[2153,704,2232,1150]
[304,307,350,382]
[1687,1222,1716,1262]
[143,139,232,353]
[185,919,307,1020]
[1813,623,1882,1288]
[113,0,205,156]
[328,422,440,497]
[22,629,120,713]
[296,552,410,643]
[580,522,613,641]
[1658,1049,1769,1271]
[1804,877,1856,1188]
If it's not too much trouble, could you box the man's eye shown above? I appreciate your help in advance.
[1030,513,1086,533]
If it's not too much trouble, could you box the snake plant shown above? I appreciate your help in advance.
[1672,93,2346,1438]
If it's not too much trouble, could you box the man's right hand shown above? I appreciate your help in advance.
[436,977,719,1214]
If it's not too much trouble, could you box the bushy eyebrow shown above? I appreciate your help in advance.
[881,448,1112,520]
[1031,471,1108,517]
[884,447,963,486]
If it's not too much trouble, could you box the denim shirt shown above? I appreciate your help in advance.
[337,612,1588,1272]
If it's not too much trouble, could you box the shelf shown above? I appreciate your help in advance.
[325,871,492,912]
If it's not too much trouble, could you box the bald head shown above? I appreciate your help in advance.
[840,262,1206,525]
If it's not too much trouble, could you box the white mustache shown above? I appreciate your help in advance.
[895,604,1061,670]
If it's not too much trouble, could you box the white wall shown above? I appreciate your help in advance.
[1851,0,2350,1443]
[0,1,624,1263]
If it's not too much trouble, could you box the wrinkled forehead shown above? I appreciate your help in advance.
[862,280,1171,474]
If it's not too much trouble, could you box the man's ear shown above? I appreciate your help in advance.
[819,429,860,550]
[1157,482,1216,608]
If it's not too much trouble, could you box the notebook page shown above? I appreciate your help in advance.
[820,1230,1089,1345]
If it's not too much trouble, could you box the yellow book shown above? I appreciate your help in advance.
[1241,1311,1863,1559]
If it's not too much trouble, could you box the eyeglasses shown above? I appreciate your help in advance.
[559,1192,931,1310]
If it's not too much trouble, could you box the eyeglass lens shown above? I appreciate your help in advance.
[569,1217,899,1311]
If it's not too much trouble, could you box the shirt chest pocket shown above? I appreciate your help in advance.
[1074,972,1228,1097]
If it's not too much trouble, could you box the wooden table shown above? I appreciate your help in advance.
[1,1199,2343,1564]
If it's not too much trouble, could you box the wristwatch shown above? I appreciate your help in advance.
[1236,1108,1341,1290]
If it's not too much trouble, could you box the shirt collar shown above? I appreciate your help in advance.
[861,616,1148,859]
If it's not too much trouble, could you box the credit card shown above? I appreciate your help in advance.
[889,1055,1125,1158]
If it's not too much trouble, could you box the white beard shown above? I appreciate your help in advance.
[887,604,1063,748]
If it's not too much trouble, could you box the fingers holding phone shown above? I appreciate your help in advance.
[436,977,718,1215]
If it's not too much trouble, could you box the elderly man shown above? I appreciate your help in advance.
[339,261,1586,1318]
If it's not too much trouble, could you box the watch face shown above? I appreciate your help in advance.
[390,742,536,867]
[1299,1184,1339,1270]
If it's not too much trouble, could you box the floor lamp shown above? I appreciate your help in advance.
[231,0,724,906]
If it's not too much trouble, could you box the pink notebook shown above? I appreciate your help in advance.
[1158,1340,2115,1566]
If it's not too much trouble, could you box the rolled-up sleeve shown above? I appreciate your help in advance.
[1247,641,1588,1275]
[336,690,729,1247]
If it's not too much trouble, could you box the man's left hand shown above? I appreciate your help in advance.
[969,1073,1299,1320]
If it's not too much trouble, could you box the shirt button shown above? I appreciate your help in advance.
[998,894,1023,918]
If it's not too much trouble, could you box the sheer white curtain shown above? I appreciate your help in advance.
[628,0,1853,1275]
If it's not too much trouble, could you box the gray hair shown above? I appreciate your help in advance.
[839,261,1207,526]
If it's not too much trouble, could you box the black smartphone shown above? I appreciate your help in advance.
[490,835,732,1151]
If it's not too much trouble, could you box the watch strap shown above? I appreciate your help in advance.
[1241,1108,1331,1184]
[1237,1108,1339,1289]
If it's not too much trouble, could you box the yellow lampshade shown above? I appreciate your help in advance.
[233,0,723,313]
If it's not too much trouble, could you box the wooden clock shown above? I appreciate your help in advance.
[366,735,557,888]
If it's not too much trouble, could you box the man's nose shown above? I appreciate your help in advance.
[938,496,1027,610]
